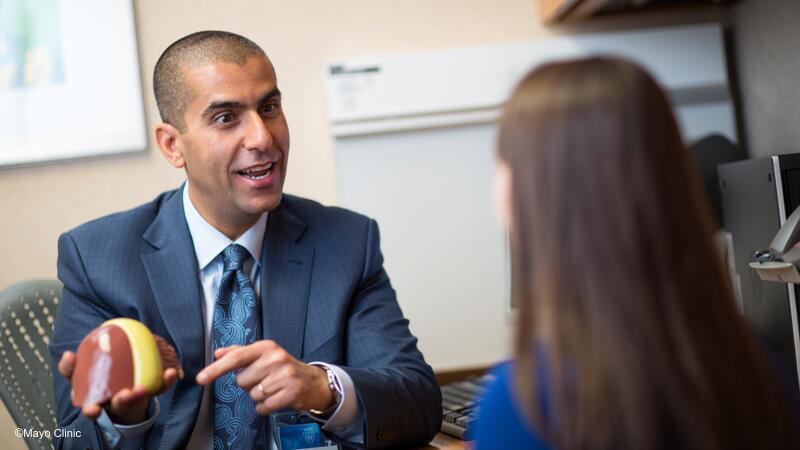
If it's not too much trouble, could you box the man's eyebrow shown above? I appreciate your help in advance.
[201,88,282,118]
[257,88,282,104]
[201,100,243,118]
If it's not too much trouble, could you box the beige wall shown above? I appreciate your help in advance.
[731,0,800,157]
[0,1,733,292]
[0,0,548,292]
[0,0,733,447]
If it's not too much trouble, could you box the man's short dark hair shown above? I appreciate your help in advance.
[153,31,266,132]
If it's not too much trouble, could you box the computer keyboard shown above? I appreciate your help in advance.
[440,372,496,439]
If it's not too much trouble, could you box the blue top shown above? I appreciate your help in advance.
[473,362,550,450]
[474,350,800,450]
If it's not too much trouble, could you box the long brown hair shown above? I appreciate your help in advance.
[499,56,800,449]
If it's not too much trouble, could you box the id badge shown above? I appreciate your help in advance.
[270,411,340,450]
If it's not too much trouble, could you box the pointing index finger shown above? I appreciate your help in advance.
[196,345,259,385]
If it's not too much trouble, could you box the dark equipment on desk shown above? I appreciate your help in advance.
[689,134,744,227]
[719,154,800,390]
[439,372,495,439]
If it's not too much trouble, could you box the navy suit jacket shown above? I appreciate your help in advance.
[49,188,441,449]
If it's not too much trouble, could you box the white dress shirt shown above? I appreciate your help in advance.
[96,183,363,449]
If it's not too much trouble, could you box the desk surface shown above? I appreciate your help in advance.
[415,432,470,449]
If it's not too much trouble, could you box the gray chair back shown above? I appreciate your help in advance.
[0,280,62,450]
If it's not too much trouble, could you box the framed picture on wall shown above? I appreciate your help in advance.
[0,0,146,167]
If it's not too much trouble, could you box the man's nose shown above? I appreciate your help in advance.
[242,111,273,152]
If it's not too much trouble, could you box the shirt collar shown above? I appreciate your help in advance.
[182,182,268,271]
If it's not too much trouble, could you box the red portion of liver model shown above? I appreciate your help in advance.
[71,324,134,407]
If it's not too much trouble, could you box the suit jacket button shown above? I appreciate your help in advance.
[377,429,394,442]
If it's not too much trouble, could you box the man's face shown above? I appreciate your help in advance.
[176,55,289,233]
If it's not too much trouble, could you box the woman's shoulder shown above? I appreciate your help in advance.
[473,361,552,450]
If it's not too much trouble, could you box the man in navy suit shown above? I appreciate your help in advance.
[49,31,441,449]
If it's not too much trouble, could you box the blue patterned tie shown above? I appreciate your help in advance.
[212,244,265,449]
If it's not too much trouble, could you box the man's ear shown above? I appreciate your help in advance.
[155,122,186,168]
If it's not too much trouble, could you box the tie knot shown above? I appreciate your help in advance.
[222,244,251,272]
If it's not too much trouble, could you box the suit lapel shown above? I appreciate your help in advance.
[260,199,313,359]
[141,189,205,373]
[140,188,205,449]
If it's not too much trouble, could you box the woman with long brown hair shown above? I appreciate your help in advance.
[473,56,800,449]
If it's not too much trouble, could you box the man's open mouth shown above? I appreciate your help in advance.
[237,162,274,180]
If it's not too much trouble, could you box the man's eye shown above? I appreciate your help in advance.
[261,104,279,115]
[215,113,235,124]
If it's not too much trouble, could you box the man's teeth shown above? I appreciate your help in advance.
[239,163,274,179]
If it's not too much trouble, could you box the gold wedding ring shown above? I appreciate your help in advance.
[258,383,266,396]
